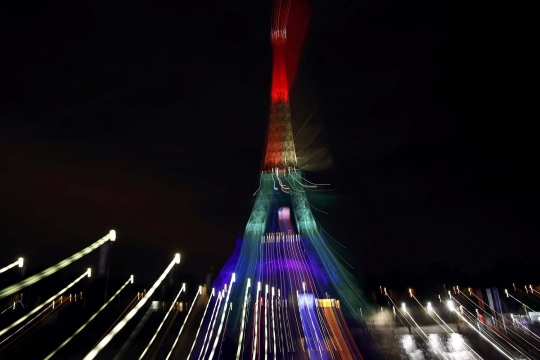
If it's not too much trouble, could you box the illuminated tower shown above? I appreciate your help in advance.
[185,1,369,359]
[263,23,297,170]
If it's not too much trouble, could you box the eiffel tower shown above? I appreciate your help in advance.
[188,1,369,359]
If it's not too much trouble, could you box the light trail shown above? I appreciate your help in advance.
[0,268,90,338]
[278,291,289,355]
[91,293,140,348]
[0,301,54,351]
[514,287,540,312]
[208,273,236,360]
[450,295,521,354]
[281,238,304,351]
[271,287,277,360]
[512,316,540,343]
[466,289,503,319]
[252,282,261,360]
[265,284,268,360]
[445,302,514,360]
[505,289,537,312]
[200,290,223,360]
[453,291,534,357]
[457,289,540,351]
[0,297,75,352]
[84,253,180,360]
[44,276,133,360]
[217,299,233,360]
[0,230,115,300]
[293,236,324,356]
[187,288,215,360]
[410,294,483,360]
[528,285,540,299]
[383,293,429,356]
[236,279,251,360]
[165,286,201,360]
[404,307,449,360]
[0,258,23,275]
[455,294,527,353]
[138,283,186,359]
[278,241,299,353]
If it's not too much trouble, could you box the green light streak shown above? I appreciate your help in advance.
[229,174,272,328]
[290,170,371,318]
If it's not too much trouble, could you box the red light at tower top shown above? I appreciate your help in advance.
[269,0,310,104]
[271,33,289,104]
[263,0,310,171]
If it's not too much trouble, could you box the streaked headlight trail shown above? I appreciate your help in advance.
[0,268,91,339]
[138,283,186,359]
[83,253,180,360]
[43,275,133,360]
[0,258,23,275]
[0,230,115,300]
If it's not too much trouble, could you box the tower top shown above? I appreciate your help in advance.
[262,0,310,171]
[271,30,286,42]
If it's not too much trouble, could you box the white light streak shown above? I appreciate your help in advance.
[252,283,261,360]
[405,309,450,360]
[44,276,132,360]
[271,287,277,360]
[451,308,514,360]
[165,287,201,360]
[0,302,54,347]
[236,279,252,360]
[508,292,537,312]
[208,274,236,360]
[84,255,180,360]
[139,283,186,359]
[200,291,222,360]
[0,232,114,300]
[265,286,268,360]
[187,288,214,360]
[0,270,89,338]
[0,260,21,274]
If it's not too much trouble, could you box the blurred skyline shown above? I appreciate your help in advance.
[0,0,536,288]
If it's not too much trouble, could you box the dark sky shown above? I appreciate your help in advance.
[0,0,536,288]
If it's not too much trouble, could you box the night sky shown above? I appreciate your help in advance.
[0,0,536,289]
